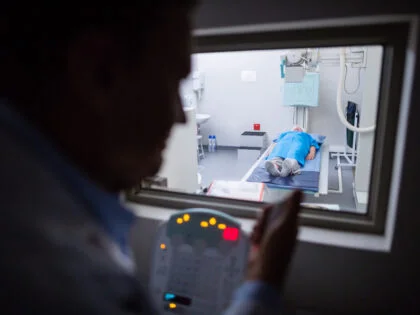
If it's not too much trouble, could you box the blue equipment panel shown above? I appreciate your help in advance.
[283,72,320,107]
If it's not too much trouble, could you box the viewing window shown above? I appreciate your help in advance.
[127,19,412,234]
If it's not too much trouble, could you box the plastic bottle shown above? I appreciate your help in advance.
[208,135,213,152]
[213,135,217,152]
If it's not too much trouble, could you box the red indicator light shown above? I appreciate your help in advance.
[222,227,239,241]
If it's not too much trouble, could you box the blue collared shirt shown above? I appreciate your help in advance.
[0,101,136,254]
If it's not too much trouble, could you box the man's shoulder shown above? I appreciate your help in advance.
[0,126,115,269]
[0,128,150,314]
[0,126,86,221]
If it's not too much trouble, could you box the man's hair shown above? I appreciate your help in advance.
[292,125,306,132]
[0,2,196,101]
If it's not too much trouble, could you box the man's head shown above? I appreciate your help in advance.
[291,125,305,132]
[1,2,196,191]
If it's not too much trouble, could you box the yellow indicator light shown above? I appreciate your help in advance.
[183,214,190,222]
[200,221,209,228]
[209,217,217,225]
[169,303,177,309]
[218,223,227,230]
[160,243,166,250]
[176,217,183,224]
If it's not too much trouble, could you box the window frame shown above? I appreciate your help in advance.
[126,16,414,235]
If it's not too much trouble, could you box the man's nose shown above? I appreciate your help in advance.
[174,94,187,124]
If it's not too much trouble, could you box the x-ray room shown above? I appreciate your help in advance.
[145,46,383,214]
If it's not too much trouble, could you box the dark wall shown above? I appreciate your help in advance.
[189,1,420,314]
[194,0,418,29]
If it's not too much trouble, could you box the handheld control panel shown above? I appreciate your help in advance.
[150,209,249,314]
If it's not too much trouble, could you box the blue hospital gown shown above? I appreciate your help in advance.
[267,131,320,166]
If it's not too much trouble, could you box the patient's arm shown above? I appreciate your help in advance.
[306,146,316,160]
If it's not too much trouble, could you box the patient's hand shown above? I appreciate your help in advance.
[306,146,316,160]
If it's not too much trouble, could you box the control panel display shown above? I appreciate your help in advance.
[149,209,249,314]
[164,292,192,306]
[166,210,241,246]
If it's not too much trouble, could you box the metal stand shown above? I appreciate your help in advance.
[332,112,359,168]
[292,106,309,130]
[196,124,205,161]
[329,112,359,194]
[197,134,205,161]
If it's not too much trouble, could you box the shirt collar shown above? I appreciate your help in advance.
[0,101,136,253]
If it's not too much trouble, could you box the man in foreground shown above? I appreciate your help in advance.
[0,3,302,314]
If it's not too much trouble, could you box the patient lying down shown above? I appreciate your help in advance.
[265,125,320,177]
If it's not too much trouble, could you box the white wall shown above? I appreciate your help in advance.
[191,50,294,146]
[181,48,365,147]
[157,107,198,193]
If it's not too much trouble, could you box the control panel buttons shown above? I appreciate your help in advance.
[150,210,248,315]
[218,241,232,255]
[192,240,206,255]
[164,303,185,313]
[157,266,167,276]
[171,235,184,247]
[160,254,167,262]
[183,214,190,222]
[218,223,227,230]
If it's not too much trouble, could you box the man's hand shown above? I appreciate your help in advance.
[247,191,302,291]
[306,146,316,160]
